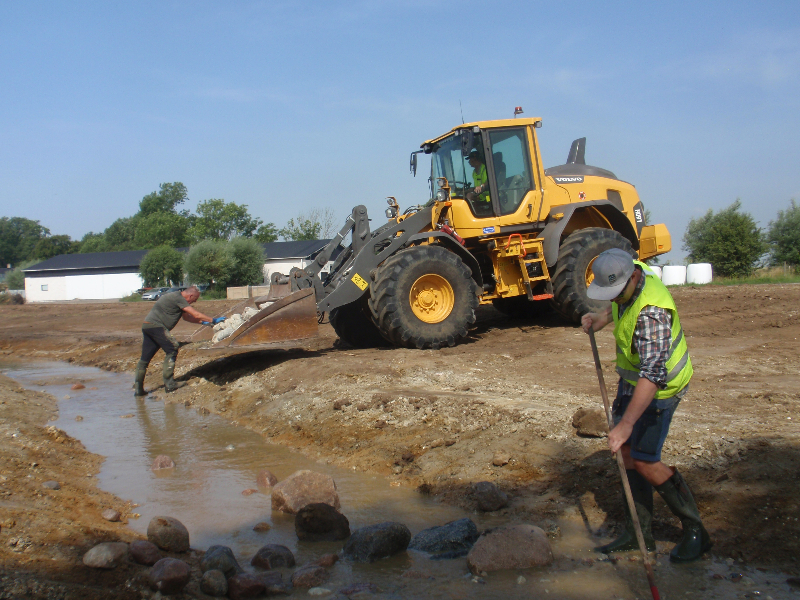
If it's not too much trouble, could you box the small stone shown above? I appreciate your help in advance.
[571,407,609,437]
[129,540,161,566]
[308,588,332,596]
[82,541,129,569]
[149,557,191,594]
[200,569,228,597]
[260,572,291,595]
[151,455,175,470]
[101,509,121,522]
[429,439,445,448]
[228,573,266,600]
[492,450,511,466]
[63,395,70,399]
[715,473,729,482]
[467,523,553,574]
[295,503,351,542]
[516,575,526,584]
[271,470,340,515]
[120,413,134,419]
[409,518,479,557]
[787,577,800,589]
[42,481,60,490]
[332,399,351,410]
[147,516,190,552]
[201,545,242,577]
[313,554,339,568]
[251,544,295,569]
[292,564,329,588]
[226,444,235,451]
[74,415,84,421]
[253,522,271,533]
[71,383,86,390]
[256,469,278,488]
[473,481,508,512]
[342,522,411,563]
[242,488,258,496]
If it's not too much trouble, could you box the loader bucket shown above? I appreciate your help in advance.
[186,287,319,352]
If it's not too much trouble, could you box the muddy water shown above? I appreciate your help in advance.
[3,362,793,599]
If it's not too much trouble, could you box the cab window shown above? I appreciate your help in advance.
[489,128,533,216]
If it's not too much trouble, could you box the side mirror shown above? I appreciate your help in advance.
[410,152,419,176]
[461,129,475,157]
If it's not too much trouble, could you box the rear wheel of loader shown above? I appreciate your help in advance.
[551,228,636,323]
[369,245,480,349]
[329,296,388,348]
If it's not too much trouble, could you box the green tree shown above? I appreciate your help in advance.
[767,199,800,266]
[0,217,50,266]
[139,246,185,287]
[191,199,262,241]
[279,207,337,241]
[32,235,80,260]
[139,182,189,217]
[79,232,108,253]
[227,237,265,286]
[103,216,140,251]
[254,222,278,243]
[134,212,191,249]
[184,239,234,288]
[5,268,24,290]
[682,200,767,277]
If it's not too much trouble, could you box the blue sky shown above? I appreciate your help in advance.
[1,1,798,263]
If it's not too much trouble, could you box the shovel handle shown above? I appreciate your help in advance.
[588,328,660,600]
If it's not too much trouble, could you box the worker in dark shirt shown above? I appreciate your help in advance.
[134,286,223,395]
[581,249,711,563]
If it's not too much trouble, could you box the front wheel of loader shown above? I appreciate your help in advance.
[550,228,636,323]
[329,295,388,348]
[369,245,480,349]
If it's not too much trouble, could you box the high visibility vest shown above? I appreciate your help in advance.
[612,261,693,398]
[471,163,490,203]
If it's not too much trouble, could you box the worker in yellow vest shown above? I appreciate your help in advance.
[581,248,711,563]
[466,150,490,204]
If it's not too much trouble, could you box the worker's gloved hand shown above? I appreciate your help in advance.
[212,316,226,324]
[201,321,211,326]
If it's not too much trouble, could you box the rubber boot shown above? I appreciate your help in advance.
[133,360,148,397]
[596,469,656,553]
[655,468,712,562]
[162,355,186,393]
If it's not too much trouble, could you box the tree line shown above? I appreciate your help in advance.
[1,182,338,288]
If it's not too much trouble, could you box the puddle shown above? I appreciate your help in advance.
[3,362,796,599]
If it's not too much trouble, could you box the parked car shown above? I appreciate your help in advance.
[141,287,171,301]
[195,283,210,292]
[135,287,153,295]
[166,286,186,294]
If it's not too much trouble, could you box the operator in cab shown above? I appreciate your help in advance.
[466,150,491,204]
[133,286,224,395]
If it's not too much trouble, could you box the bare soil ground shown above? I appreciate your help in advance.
[0,285,798,596]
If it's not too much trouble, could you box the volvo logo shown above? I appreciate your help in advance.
[553,176,584,184]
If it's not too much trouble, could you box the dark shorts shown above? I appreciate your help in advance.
[612,387,680,462]
[141,326,180,363]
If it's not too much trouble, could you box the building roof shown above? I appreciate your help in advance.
[262,240,332,260]
[24,250,150,274]
[22,240,337,275]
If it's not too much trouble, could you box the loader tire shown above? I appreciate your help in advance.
[550,228,636,323]
[329,296,388,348]
[369,245,480,349]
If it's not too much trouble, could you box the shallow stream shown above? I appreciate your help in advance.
[3,362,793,599]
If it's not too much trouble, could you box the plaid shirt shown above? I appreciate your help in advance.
[616,270,684,397]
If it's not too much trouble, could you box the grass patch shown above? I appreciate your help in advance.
[668,265,800,287]
[200,288,228,300]
[120,293,143,302]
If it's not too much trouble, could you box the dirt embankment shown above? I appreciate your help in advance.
[0,285,798,593]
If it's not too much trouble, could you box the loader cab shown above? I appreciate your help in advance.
[427,125,535,219]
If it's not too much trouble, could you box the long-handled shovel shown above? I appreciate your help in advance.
[588,328,661,600]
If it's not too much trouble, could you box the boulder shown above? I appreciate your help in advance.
[147,516,190,552]
[408,518,479,557]
[571,407,609,438]
[256,469,278,487]
[342,522,411,563]
[466,523,553,574]
[292,564,329,588]
[129,540,161,566]
[295,503,350,542]
[82,542,129,569]
[271,470,340,514]
[473,481,508,512]
[148,557,191,594]
[200,569,228,597]
[313,554,339,568]
[201,544,242,577]
[251,544,295,569]
[151,455,175,470]
[228,573,266,600]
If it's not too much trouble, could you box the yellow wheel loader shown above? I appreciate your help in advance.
[189,117,671,351]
